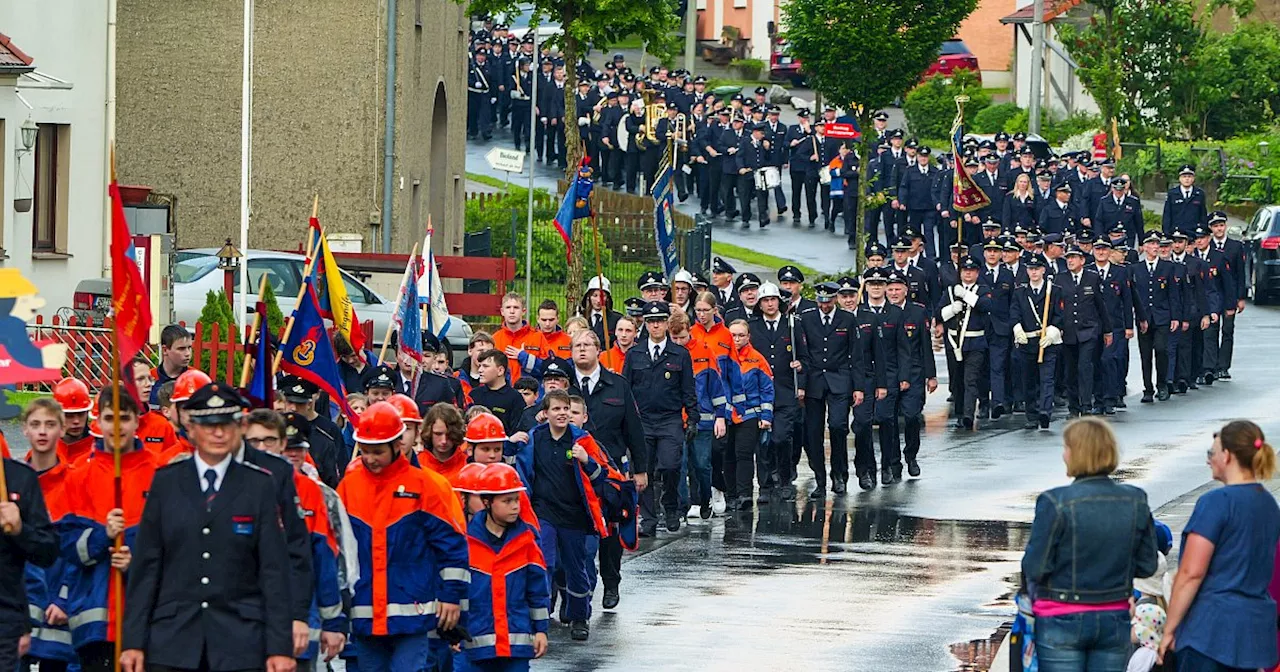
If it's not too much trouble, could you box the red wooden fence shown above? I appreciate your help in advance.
[27,315,375,392]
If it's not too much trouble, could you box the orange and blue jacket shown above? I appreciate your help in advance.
[599,344,629,375]
[421,448,469,485]
[295,471,345,660]
[512,425,621,537]
[514,329,572,380]
[686,337,730,431]
[136,410,179,458]
[691,319,734,372]
[724,343,775,424]
[337,455,470,637]
[493,322,538,381]
[461,512,549,664]
[60,442,158,648]
[25,460,74,662]
[57,430,94,465]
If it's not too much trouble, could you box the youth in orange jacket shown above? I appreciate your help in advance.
[59,392,157,666]
[493,293,541,381]
[22,398,76,665]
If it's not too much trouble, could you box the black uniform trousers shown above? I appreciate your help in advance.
[535,119,547,160]
[769,403,800,487]
[907,209,938,257]
[467,92,493,139]
[1202,319,1221,376]
[951,348,987,421]
[639,417,685,521]
[1063,337,1099,413]
[1219,311,1237,372]
[1177,323,1201,384]
[853,391,900,475]
[791,170,818,223]
[511,103,531,151]
[625,152,642,193]
[1138,327,1171,393]
[1021,343,1059,421]
[720,172,740,219]
[543,122,565,166]
[898,384,927,462]
[724,421,760,501]
[741,176,767,226]
[803,392,850,488]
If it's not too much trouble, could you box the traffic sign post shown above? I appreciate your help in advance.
[485,147,526,193]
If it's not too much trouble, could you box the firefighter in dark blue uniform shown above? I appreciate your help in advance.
[1089,238,1133,415]
[886,270,935,477]
[1012,255,1065,429]
[796,282,859,498]
[1162,164,1208,235]
[938,257,994,430]
[622,302,698,535]
[467,47,495,141]
[748,282,803,499]
[1132,231,1183,402]
[850,268,908,489]
[1093,177,1143,249]
[1056,245,1114,416]
[1171,229,1217,393]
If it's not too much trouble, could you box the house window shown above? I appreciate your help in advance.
[32,123,70,254]
[733,0,747,7]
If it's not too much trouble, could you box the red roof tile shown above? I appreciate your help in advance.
[0,32,34,71]
[999,0,1083,24]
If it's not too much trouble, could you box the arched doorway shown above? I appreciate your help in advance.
[429,82,449,250]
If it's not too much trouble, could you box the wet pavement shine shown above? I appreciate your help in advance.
[537,305,1280,671]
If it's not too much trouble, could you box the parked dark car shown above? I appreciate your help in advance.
[1243,204,1280,304]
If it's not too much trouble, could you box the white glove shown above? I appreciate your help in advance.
[1043,325,1063,346]
[510,90,520,100]
[961,289,978,307]
[577,117,590,127]
[941,301,963,322]
[1013,323,1028,346]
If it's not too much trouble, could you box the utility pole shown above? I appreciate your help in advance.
[684,0,697,74]
[1028,0,1045,134]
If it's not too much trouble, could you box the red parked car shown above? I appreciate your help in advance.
[923,39,981,82]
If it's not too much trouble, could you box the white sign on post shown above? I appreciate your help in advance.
[485,147,526,174]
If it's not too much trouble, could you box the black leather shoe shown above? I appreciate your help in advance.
[1012,402,1026,414]
[858,473,876,491]
[778,206,789,216]
[1103,405,1116,416]
[1218,370,1232,380]
[1174,382,1188,394]
[1140,392,1155,403]
[991,404,1006,420]
[891,465,903,484]
[1203,372,1215,385]
[602,588,620,610]
[639,522,658,538]
[907,460,921,477]
[1117,398,1128,408]
[960,416,974,430]
[1157,386,1172,401]
[808,486,826,500]
[570,620,590,641]
[880,467,893,486]
[665,510,681,532]
[831,478,847,495]
[1039,414,1051,429]
[1023,418,1039,430]
[756,489,772,505]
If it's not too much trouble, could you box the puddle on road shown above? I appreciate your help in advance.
[952,622,1013,672]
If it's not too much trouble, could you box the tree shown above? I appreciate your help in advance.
[1191,21,1280,138]
[258,280,286,337]
[1058,0,1125,144]
[782,0,978,264]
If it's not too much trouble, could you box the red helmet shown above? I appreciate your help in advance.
[476,463,526,495]
[88,419,103,438]
[170,369,213,404]
[465,413,508,443]
[387,394,423,424]
[53,378,93,413]
[352,401,406,444]
[454,462,488,493]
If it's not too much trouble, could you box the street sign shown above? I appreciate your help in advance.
[485,147,526,174]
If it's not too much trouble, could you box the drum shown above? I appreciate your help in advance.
[818,166,833,185]
[761,166,782,189]
[754,168,768,191]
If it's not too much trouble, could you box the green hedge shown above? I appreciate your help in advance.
[971,103,1021,134]
[903,70,991,140]
[1117,132,1280,204]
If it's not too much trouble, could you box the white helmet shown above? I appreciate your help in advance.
[586,275,611,294]
[672,268,695,287]
[757,282,782,299]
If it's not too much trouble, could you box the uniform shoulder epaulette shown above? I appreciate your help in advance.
[240,460,274,478]
[912,301,927,310]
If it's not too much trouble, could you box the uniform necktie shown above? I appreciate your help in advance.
[1149,262,1156,275]
[203,469,218,508]
[581,378,591,397]
[769,320,777,334]
[1073,273,1081,285]
[823,314,831,328]
[653,345,661,362]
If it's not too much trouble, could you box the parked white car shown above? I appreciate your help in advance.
[170,249,472,363]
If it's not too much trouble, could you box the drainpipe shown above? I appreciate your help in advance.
[381,0,398,253]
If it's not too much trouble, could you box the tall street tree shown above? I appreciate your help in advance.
[782,0,977,263]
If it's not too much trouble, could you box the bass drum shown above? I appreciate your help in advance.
[758,166,781,189]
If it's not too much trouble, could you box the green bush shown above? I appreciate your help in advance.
[195,290,243,375]
[258,280,285,337]
[971,103,1021,134]
[903,70,991,140]
[1142,210,1162,232]
[729,58,765,80]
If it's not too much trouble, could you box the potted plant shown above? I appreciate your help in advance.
[13,198,31,213]
[729,57,765,81]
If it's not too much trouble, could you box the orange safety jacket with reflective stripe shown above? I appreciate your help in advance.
[462,514,549,663]
[493,323,537,381]
[337,456,470,637]
[691,320,733,372]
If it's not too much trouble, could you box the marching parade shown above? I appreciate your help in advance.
[4,10,1280,672]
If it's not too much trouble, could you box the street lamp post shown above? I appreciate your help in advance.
[216,238,243,312]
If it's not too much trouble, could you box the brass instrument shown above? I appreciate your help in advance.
[636,89,660,149]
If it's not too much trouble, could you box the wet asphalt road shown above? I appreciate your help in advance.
[537,304,1280,672]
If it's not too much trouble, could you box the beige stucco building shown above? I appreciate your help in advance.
[116,0,469,257]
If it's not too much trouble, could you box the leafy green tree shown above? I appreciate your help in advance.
[782,0,978,263]
[1058,1,1125,146]
[196,290,238,374]
[1191,21,1280,138]
[904,70,990,138]
[258,280,286,337]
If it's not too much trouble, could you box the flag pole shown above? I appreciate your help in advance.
[108,145,125,672]
[274,195,321,372]
[377,241,420,363]
[591,211,611,352]
[238,274,270,387]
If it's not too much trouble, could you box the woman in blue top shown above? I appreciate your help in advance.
[1160,420,1280,672]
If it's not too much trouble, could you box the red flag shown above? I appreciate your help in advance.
[951,160,992,213]
[109,180,152,363]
